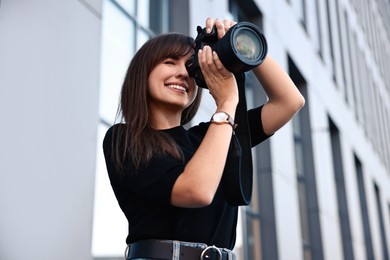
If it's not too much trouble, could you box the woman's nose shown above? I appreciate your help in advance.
[177,64,189,79]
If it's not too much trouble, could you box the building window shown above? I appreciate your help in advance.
[93,0,172,258]
[300,0,307,31]
[343,10,354,107]
[314,0,323,59]
[354,155,374,260]
[374,183,390,260]
[290,56,324,260]
[334,0,347,94]
[325,0,336,83]
[328,118,354,260]
[389,203,390,245]
[293,111,311,260]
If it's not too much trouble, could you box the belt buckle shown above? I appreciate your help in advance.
[200,245,222,260]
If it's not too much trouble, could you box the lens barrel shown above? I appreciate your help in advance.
[213,22,267,73]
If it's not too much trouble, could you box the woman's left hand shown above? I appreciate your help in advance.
[205,18,237,39]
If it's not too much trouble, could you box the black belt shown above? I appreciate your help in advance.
[126,239,235,260]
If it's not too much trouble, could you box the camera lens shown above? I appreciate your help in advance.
[186,21,268,88]
[214,22,267,73]
[234,29,262,61]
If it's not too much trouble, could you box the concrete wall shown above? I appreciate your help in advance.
[0,0,102,259]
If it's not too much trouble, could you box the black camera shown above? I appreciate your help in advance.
[185,21,268,89]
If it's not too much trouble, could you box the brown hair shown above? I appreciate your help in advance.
[113,33,203,172]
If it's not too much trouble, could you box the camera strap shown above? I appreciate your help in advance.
[221,72,253,206]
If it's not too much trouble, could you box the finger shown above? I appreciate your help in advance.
[211,19,224,39]
[208,50,229,80]
[223,19,237,31]
[212,51,225,71]
[203,46,226,74]
[205,17,214,34]
[204,46,215,70]
[197,48,205,72]
[223,19,231,31]
[198,46,212,75]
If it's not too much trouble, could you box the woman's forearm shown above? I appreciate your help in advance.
[253,55,305,135]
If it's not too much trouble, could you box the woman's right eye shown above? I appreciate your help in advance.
[163,58,176,65]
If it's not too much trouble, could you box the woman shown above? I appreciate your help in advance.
[103,18,305,260]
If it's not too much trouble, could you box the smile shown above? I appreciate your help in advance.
[166,84,188,93]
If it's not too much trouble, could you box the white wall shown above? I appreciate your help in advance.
[0,0,102,259]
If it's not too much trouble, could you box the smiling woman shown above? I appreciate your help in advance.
[113,33,203,169]
[102,17,304,260]
[147,54,199,128]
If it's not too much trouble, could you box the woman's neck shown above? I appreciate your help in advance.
[149,109,182,130]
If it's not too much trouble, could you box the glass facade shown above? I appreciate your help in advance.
[93,0,168,258]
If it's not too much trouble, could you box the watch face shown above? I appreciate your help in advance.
[213,112,228,122]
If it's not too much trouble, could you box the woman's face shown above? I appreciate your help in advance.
[147,52,198,113]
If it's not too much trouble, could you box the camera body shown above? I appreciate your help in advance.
[185,25,219,89]
[185,22,268,89]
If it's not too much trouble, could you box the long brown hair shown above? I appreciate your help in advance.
[113,33,203,172]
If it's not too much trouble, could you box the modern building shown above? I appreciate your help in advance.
[0,0,389,259]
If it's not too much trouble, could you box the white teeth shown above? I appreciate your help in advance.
[167,84,187,92]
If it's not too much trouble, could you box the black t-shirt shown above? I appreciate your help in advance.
[103,107,270,249]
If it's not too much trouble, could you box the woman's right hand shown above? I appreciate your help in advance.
[198,18,239,109]
[198,44,238,110]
